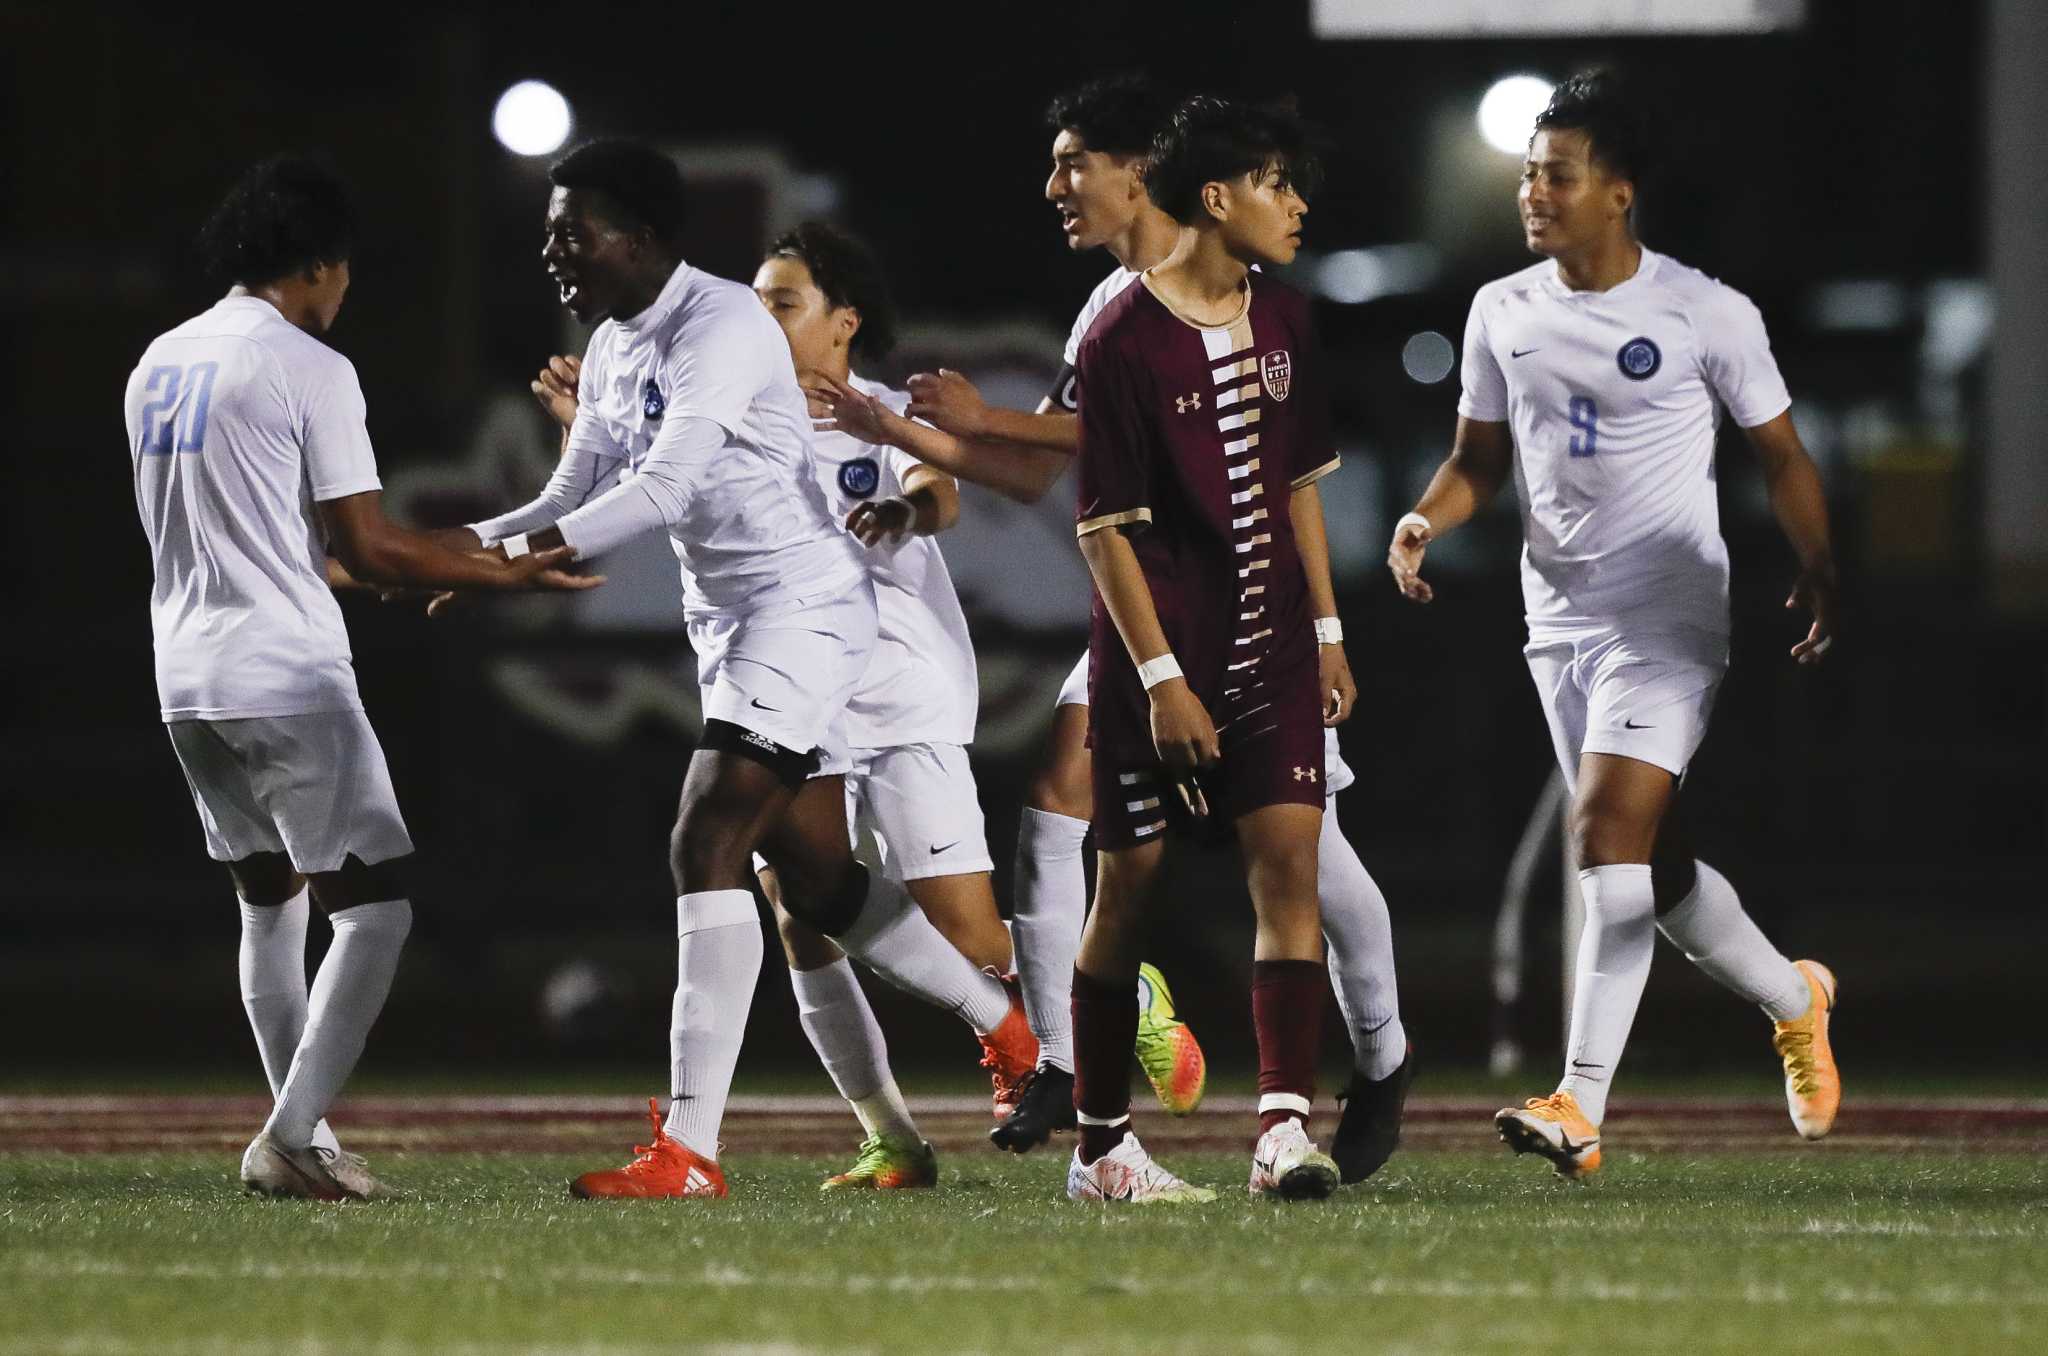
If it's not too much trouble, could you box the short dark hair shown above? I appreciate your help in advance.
[548,139,689,251]
[196,155,356,287]
[1532,68,1650,186]
[1143,95,1325,226]
[1045,74,1176,159]
[767,222,899,362]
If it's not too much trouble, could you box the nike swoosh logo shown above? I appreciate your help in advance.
[929,841,959,855]
[1510,347,1540,358]
[750,698,780,712]
[1623,719,1654,729]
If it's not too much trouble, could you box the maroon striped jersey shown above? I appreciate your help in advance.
[1073,271,1340,761]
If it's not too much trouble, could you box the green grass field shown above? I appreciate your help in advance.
[6,1130,2045,1355]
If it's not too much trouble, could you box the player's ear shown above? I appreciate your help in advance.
[1613,177,1634,219]
[1201,179,1230,224]
[837,305,861,348]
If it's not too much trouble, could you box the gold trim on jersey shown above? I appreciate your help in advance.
[1076,507,1154,537]
[1291,456,1341,490]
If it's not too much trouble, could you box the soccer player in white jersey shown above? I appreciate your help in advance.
[820,77,1413,1179]
[1387,71,1841,1180]
[125,158,602,1201]
[442,141,1035,1199]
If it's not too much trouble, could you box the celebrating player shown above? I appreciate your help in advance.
[449,141,1035,1199]
[1065,96,1351,1202]
[1388,70,1841,1180]
[125,157,602,1201]
[819,76,1412,1180]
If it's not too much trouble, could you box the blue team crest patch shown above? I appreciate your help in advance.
[1261,349,1292,401]
[642,379,666,419]
[1616,336,1662,381]
[838,457,881,498]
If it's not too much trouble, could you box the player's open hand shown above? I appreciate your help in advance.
[531,355,581,430]
[810,373,891,445]
[846,497,913,547]
[1319,643,1356,726]
[1387,518,1434,603]
[1149,679,1220,815]
[905,369,990,439]
[508,544,606,594]
[1787,556,1837,664]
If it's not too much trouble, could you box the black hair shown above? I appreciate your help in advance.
[1532,68,1650,186]
[1044,73,1176,159]
[767,222,900,362]
[1143,95,1325,226]
[196,155,356,287]
[548,139,689,252]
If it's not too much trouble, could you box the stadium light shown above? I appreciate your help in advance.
[493,80,573,157]
[1477,75,1554,156]
[1401,331,1456,384]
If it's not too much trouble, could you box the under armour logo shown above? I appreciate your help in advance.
[1175,392,1202,413]
[1292,766,1318,783]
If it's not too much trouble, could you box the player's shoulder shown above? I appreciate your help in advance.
[676,268,775,336]
[848,373,910,416]
[1472,259,1556,312]
[1077,273,1156,355]
[1081,265,1140,318]
[1646,250,1765,323]
[1248,270,1315,328]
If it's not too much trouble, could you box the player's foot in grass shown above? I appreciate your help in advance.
[821,1134,938,1191]
[1134,962,1205,1116]
[1774,959,1841,1140]
[569,1098,727,1199]
[976,971,1039,1120]
[1331,1041,1415,1184]
[1249,1119,1340,1200]
[1066,1131,1216,1204]
[989,1063,1076,1153]
[1495,1090,1602,1180]
[240,1130,347,1202]
[318,1145,398,1201]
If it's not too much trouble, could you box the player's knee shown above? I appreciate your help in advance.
[773,906,843,970]
[1026,757,1092,821]
[1570,804,1653,868]
[227,851,300,908]
[670,812,751,894]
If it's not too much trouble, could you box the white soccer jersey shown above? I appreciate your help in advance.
[808,375,978,749]
[1458,248,1791,638]
[545,261,863,619]
[1052,266,1142,410]
[125,296,381,721]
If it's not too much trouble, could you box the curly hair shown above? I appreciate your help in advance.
[1532,68,1651,185]
[548,139,689,252]
[196,155,356,287]
[1044,73,1176,159]
[767,221,900,362]
[1143,95,1324,226]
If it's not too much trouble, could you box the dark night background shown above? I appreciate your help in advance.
[3,2,2041,1090]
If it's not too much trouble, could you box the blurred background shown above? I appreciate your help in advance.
[4,0,2042,1091]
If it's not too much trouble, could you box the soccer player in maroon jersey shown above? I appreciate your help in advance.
[1065,96,1355,1202]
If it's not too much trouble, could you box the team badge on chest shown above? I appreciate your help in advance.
[1616,336,1662,381]
[642,379,667,419]
[1260,349,1292,402]
[838,457,880,498]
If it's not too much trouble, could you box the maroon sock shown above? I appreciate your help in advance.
[1071,966,1138,1163]
[1252,959,1328,1136]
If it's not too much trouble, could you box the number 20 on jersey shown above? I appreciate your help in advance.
[136,362,220,455]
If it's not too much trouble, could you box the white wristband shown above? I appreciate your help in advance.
[1136,654,1183,690]
[1395,511,1433,538]
[1314,617,1343,645]
[502,533,533,559]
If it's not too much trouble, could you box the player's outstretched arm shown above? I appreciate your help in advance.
[1741,411,1838,664]
[813,374,1069,504]
[1290,482,1356,726]
[317,490,603,595]
[906,369,1081,454]
[1387,417,1514,604]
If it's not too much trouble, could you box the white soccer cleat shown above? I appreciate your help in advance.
[1065,1132,1216,1204]
[318,1146,398,1201]
[1248,1119,1340,1200]
[240,1131,348,1202]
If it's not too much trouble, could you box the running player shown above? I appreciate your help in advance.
[1066,96,1350,1203]
[125,157,601,1201]
[1387,70,1841,1180]
[448,141,1035,1199]
[818,77,1411,1179]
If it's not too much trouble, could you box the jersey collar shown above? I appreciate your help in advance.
[615,259,695,338]
[1545,246,1660,300]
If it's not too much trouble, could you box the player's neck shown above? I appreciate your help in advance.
[227,283,319,334]
[613,255,685,323]
[1148,230,1250,324]
[1552,235,1642,294]
[1106,204,1184,275]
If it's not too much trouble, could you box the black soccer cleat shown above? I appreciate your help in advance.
[988,1064,1077,1153]
[1331,1041,1416,1184]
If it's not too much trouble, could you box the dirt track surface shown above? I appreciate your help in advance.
[6,1094,2045,1157]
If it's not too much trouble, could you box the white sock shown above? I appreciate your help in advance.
[1316,800,1407,1081]
[833,869,1012,1034]
[237,891,340,1155]
[663,890,763,1160]
[1010,808,1088,1072]
[1556,865,1655,1126]
[265,898,411,1150]
[789,958,921,1142]
[1657,861,1810,1022]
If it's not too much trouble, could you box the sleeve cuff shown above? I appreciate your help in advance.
[1290,456,1340,490]
[308,476,382,504]
[1076,507,1152,537]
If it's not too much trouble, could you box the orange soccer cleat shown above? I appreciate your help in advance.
[978,971,1040,1120]
[569,1098,728,1200]
[1774,960,1841,1141]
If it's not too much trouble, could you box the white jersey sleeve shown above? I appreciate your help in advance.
[662,300,778,435]
[1694,282,1792,429]
[297,356,382,502]
[1456,289,1510,423]
[470,411,629,545]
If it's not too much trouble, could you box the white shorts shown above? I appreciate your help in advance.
[1524,625,1728,788]
[1056,649,1090,708]
[690,578,878,779]
[166,711,414,873]
[848,742,995,882]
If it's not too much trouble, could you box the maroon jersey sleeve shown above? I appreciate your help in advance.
[1073,331,1157,538]
[1288,305,1341,489]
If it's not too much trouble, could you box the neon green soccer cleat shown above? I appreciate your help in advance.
[1135,962,1207,1116]
[820,1134,939,1191]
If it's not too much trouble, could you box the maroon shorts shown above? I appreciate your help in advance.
[1090,660,1326,850]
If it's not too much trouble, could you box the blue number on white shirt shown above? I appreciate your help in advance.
[138,362,220,454]
[1567,395,1599,457]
